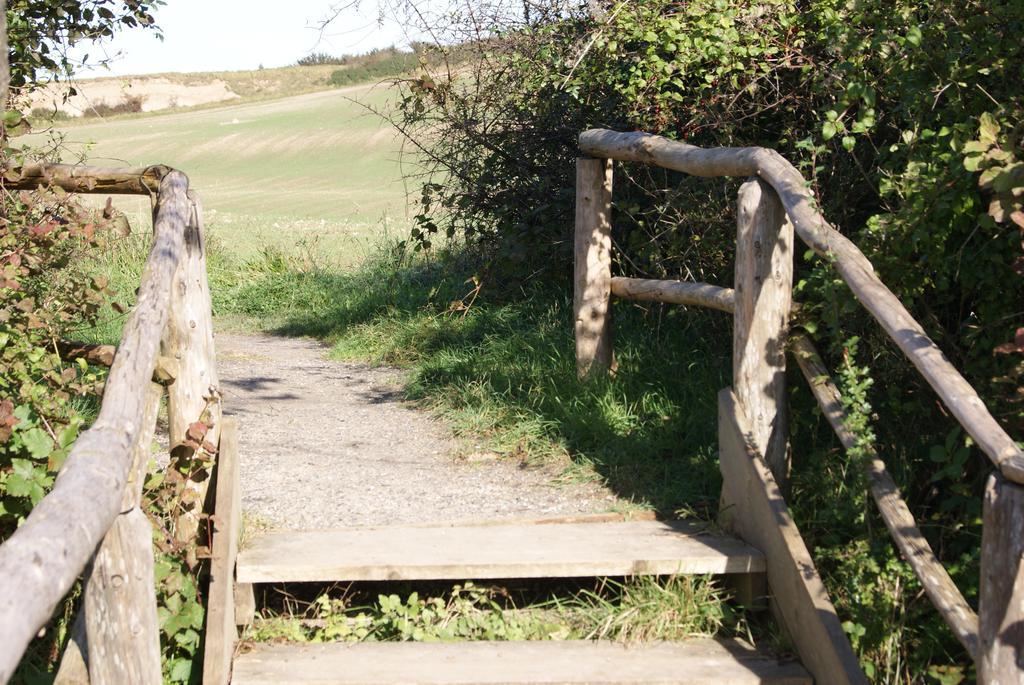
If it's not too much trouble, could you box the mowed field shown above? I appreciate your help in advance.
[53,82,411,262]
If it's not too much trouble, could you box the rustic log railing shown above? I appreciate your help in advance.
[0,164,223,683]
[574,129,1023,683]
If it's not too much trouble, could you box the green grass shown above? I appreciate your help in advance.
[36,82,409,265]
[212,243,731,513]
[246,576,744,646]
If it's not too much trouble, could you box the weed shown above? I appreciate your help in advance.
[247,576,742,646]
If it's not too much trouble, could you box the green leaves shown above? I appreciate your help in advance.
[7,0,162,92]
[905,25,922,47]
[962,112,1024,228]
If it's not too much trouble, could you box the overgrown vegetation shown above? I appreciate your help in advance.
[247,576,739,646]
[328,46,423,87]
[364,0,1023,680]
[0,191,116,536]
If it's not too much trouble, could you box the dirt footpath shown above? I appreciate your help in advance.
[215,333,617,531]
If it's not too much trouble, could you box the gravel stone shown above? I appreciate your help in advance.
[216,333,617,531]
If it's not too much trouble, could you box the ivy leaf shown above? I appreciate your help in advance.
[822,121,837,141]
[979,112,999,145]
[905,26,922,47]
[21,427,53,460]
[842,136,856,152]
[169,659,192,683]
[5,473,32,497]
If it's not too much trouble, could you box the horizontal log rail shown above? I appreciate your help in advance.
[0,167,206,682]
[789,332,981,658]
[610,277,735,313]
[576,131,1022,677]
[2,163,172,195]
[57,340,117,367]
[609,276,979,655]
[580,129,1024,486]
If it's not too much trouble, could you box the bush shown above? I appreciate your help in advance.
[0,189,124,678]
[328,49,422,87]
[83,94,144,118]
[296,51,344,66]
[29,106,71,122]
[388,0,1023,679]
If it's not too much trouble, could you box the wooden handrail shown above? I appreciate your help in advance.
[2,163,173,195]
[579,129,1024,485]
[610,277,735,312]
[0,170,190,681]
[790,332,980,657]
[609,277,979,655]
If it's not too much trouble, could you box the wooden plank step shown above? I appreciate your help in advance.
[236,520,765,584]
[232,639,810,684]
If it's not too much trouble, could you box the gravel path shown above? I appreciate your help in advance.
[216,333,617,531]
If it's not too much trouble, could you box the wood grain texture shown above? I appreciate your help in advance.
[164,193,221,557]
[579,129,1024,484]
[202,419,241,685]
[791,333,979,657]
[234,583,256,628]
[237,520,765,584]
[0,171,190,682]
[232,639,810,685]
[2,163,171,195]
[84,383,162,684]
[718,389,867,685]
[574,157,615,379]
[733,178,793,489]
[979,473,1024,682]
[610,278,735,312]
[53,614,89,685]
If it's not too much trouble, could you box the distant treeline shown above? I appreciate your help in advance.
[298,45,443,87]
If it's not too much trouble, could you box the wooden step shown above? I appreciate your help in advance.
[232,639,810,684]
[236,520,765,584]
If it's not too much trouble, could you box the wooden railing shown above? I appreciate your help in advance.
[0,164,224,683]
[574,130,1024,684]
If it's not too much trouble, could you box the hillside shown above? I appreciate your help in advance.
[28,64,357,119]
[50,81,410,263]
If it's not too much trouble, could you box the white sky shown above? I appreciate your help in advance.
[73,0,414,77]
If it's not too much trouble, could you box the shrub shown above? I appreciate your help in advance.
[328,49,422,87]
[388,0,1023,678]
[83,94,144,118]
[29,106,71,122]
[0,187,130,678]
[296,51,344,66]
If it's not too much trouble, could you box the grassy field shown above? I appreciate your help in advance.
[52,81,410,263]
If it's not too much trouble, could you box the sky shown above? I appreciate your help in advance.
[74,0,414,77]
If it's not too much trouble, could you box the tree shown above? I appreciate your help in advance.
[6,0,161,95]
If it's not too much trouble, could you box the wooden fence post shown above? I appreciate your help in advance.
[162,192,222,559]
[84,382,163,684]
[202,418,242,685]
[733,178,794,490]
[979,472,1024,682]
[574,157,615,379]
